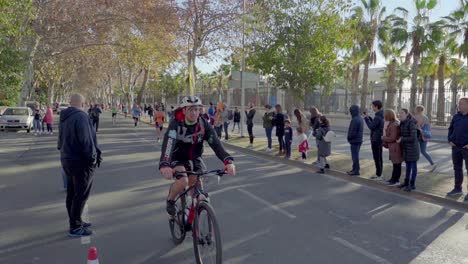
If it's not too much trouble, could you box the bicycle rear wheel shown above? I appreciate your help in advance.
[193,201,222,264]
[169,198,186,245]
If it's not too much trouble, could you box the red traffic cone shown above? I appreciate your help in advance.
[87,247,100,264]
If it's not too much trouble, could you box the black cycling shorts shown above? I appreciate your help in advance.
[112,113,117,117]
[172,158,204,174]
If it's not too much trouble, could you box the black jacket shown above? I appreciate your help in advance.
[159,111,233,169]
[274,112,285,136]
[448,112,468,148]
[234,111,241,122]
[364,110,384,144]
[347,105,364,144]
[58,107,100,167]
[400,116,420,162]
[245,109,256,125]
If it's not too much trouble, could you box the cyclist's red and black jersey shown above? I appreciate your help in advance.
[159,109,233,170]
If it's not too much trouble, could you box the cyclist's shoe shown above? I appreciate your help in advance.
[69,226,92,237]
[83,222,92,228]
[166,200,176,216]
[184,223,192,232]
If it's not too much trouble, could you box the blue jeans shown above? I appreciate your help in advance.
[350,143,361,173]
[419,141,434,165]
[223,122,229,140]
[33,120,41,133]
[405,161,418,183]
[265,128,273,149]
[285,141,291,158]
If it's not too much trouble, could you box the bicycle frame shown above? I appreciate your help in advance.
[173,170,225,226]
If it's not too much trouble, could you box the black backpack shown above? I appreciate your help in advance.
[227,110,234,120]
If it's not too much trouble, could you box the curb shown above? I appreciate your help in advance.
[223,142,468,212]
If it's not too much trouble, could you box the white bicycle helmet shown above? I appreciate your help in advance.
[179,95,203,108]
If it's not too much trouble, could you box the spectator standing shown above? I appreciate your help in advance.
[293,109,309,135]
[33,108,42,136]
[414,105,437,172]
[446,98,468,200]
[43,105,54,135]
[245,104,256,148]
[284,119,293,159]
[208,102,215,125]
[292,126,309,162]
[309,107,322,164]
[274,104,285,155]
[314,116,331,174]
[263,104,275,152]
[232,107,241,133]
[58,94,102,237]
[214,108,223,139]
[398,109,420,192]
[222,104,230,141]
[347,105,363,176]
[382,109,403,186]
[364,100,384,180]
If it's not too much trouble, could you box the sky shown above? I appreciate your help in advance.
[196,0,459,73]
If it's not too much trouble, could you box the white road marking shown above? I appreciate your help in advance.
[366,203,391,215]
[332,236,393,264]
[238,188,296,219]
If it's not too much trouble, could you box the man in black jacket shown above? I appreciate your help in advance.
[447,98,468,200]
[347,105,364,176]
[58,94,102,237]
[364,100,384,180]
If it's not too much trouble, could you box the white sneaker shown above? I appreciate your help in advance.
[247,144,253,148]
[34,133,37,136]
[390,182,401,187]
[429,164,437,172]
[157,138,161,143]
[265,148,272,152]
[370,175,383,181]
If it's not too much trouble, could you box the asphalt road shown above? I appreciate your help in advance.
[1,113,467,264]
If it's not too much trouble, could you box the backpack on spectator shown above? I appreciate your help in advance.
[324,130,336,142]
[421,123,432,140]
[227,109,234,121]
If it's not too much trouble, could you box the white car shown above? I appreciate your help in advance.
[56,103,69,114]
[0,107,34,133]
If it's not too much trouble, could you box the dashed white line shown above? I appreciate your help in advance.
[238,188,296,219]
[331,236,392,264]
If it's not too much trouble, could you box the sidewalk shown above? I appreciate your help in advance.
[222,132,467,208]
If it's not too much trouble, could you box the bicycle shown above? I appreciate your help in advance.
[169,169,226,264]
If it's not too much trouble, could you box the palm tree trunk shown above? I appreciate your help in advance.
[360,58,370,111]
[410,53,420,112]
[397,78,403,110]
[427,74,435,121]
[351,65,359,105]
[422,76,429,111]
[451,74,459,115]
[436,55,446,125]
[385,59,397,109]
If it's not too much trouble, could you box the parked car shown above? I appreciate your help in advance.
[56,103,69,114]
[0,107,34,132]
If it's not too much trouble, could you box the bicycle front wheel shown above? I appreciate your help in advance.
[193,201,222,264]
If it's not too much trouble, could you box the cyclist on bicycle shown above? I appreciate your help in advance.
[159,95,236,216]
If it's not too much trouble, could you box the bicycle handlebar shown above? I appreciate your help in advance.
[174,169,227,179]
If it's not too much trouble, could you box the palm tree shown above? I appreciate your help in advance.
[396,60,411,110]
[378,15,407,109]
[392,0,438,112]
[447,58,465,115]
[443,0,468,60]
[431,29,458,125]
[419,50,438,120]
[352,0,386,112]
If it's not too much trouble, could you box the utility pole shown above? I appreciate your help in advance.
[240,0,246,137]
